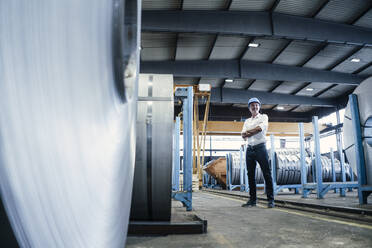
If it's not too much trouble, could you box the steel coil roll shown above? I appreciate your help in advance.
[229,148,354,186]
[0,0,140,247]
[344,77,372,185]
[228,152,264,185]
[275,149,307,185]
[130,74,174,221]
[308,156,353,182]
[230,153,242,185]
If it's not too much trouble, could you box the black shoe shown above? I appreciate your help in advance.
[241,200,256,207]
[268,201,275,208]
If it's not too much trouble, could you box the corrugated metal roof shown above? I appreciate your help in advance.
[273,41,322,66]
[295,82,334,97]
[304,44,357,70]
[209,35,250,59]
[242,38,289,62]
[248,80,277,91]
[141,32,176,61]
[142,0,182,10]
[354,9,372,28]
[357,65,372,76]
[318,84,356,98]
[141,32,177,47]
[229,0,275,11]
[315,0,371,23]
[139,1,370,119]
[183,0,228,10]
[223,79,251,89]
[332,47,372,73]
[175,33,215,60]
[274,0,327,17]
[271,81,304,94]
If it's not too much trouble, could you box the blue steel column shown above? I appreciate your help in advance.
[336,108,346,196]
[330,147,336,193]
[225,154,229,190]
[183,87,193,210]
[299,123,308,198]
[313,116,323,199]
[349,94,368,204]
[172,117,181,191]
[240,145,245,191]
[270,135,277,195]
[244,146,249,192]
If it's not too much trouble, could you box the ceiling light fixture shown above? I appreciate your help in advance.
[248,43,260,48]
[225,79,233,83]
[198,84,211,92]
[351,58,360,63]
[306,88,314,91]
[277,106,284,110]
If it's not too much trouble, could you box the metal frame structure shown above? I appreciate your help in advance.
[349,94,372,204]
[142,11,372,46]
[202,173,219,189]
[141,2,372,122]
[172,87,193,211]
[141,60,364,87]
[204,96,372,203]
[301,116,358,199]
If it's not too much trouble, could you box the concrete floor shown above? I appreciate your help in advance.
[126,192,372,248]
[206,188,372,211]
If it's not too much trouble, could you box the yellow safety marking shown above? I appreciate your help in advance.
[273,207,372,230]
[203,192,372,230]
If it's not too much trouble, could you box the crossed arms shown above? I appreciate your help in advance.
[241,126,262,139]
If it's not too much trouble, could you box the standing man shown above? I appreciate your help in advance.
[241,98,274,208]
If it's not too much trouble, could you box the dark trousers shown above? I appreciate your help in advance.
[245,143,274,202]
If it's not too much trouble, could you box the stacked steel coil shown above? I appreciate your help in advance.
[227,152,264,185]
[275,149,306,185]
[308,156,353,182]
[225,149,353,186]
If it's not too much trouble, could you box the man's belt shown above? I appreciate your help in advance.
[246,142,265,150]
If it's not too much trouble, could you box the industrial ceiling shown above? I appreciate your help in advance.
[140,0,372,122]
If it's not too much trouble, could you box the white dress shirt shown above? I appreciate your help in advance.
[241,113,268,146]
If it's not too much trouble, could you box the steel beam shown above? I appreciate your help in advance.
[175,104,335,122]
[211,87,338,107]
[141,60,366,85]
[142,11,272,36]
[273,13,372,46]
[141,60,239,79]
[240,61,364,85]
[142,11,372,46]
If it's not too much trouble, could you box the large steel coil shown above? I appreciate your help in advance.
[344,77,372,185]
[0,1,140,247]
[130,74,174,221]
